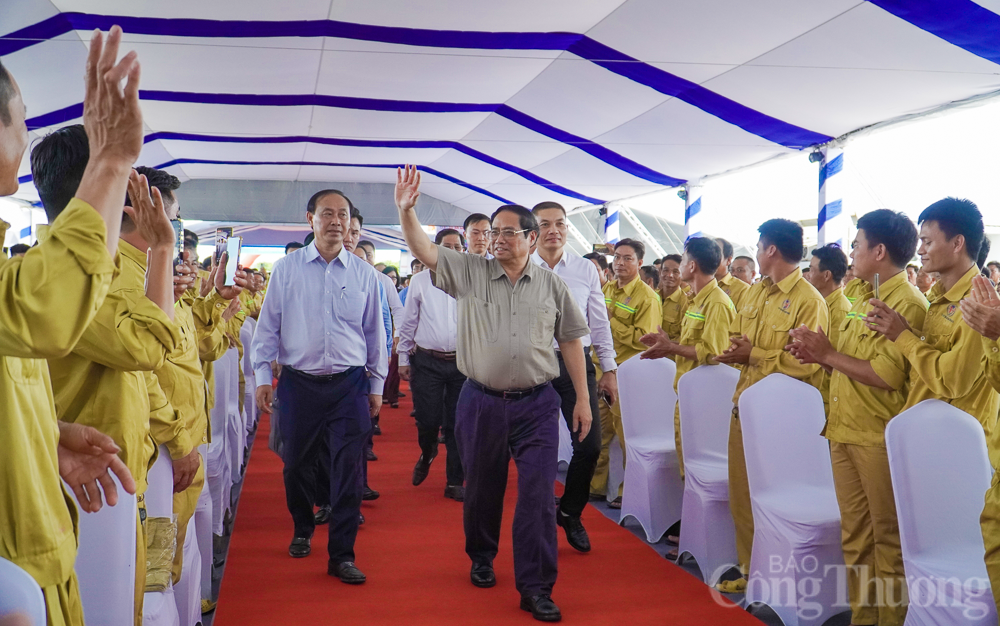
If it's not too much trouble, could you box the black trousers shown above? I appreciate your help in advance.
[411,348,466,486]
[278,366,370,563]
[550,347,602,518]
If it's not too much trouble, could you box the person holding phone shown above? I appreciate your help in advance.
[530,201,618,554]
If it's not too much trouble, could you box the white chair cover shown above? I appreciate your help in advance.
[194,446,215,604]
[557,411,572,471]
[227,348,245,484]
[172,510,202,626]
[885,400,997,626]
[143,446,181,626]
[241,318,258,430]
[617,355,683,542]
[676,364,740,585]
[0,557,45,626]
[67,474,137,626]
[739,373,846,626]
[208,351,233,535]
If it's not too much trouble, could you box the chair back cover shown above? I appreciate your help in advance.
[618,356,676,442]
[0,557,46,626]
[145,445,175,518]
[210,349,233,443]
[678,364,739,467]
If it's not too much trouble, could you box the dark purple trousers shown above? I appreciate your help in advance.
[455,380,561,598]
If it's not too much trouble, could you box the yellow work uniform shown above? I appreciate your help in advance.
[728,267,828,574]
[672,279,735,477]
[843,277,867,306]
[719,272,750,311]
[0,199,116,626]
[819,287,852,412]
[659,287,689,362]
[825,271,928,626]
[590,275,662,499]
[977,337,1000,618]
[239,289,263,319]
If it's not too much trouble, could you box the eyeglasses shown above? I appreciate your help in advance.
[488,228,530,241]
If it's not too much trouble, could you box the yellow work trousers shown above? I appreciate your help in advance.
[590,397,625,499]
[830,441,907,626]
[981,470,1000,619]
[172,461,205,584]
[674,403,684,480]
[728,414,754,575]
[42,573,85,626]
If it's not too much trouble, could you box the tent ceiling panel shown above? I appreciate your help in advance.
[458,115,574,168]
[308,107,493,141]
[169,164,305,181]
[4,0,59,37]
[292,166,398,184]
[3,37,89,116]
[404,180,479,205]
[51,0,334,21]
[140,102,315,136]
[299,142,451,166]
[426,149,531,189]
[155,139,308,164]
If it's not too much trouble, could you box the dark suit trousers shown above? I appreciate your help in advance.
[550,346,602,518]
[411,348,466,486]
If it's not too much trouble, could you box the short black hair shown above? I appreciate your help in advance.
[9,243,29,256]
[30,124,89,221]
[917,198,984,264]
[640,265,659,288]
[988,261,1000,271]
[583,252,608,271]
[490,205,538,237]
[684,237,722,275]
[757,219,804,264]
[183,228,199,247]
[906,263,918,271]
[304,232,314,245]
[614,238,645,262]
[435,227,466,247]
[979,237,992,270]
[130,166,181,207]
[855,209,918,268]
[811,244,849,283]
[531,201,566,217]
[661,254,682,265]
[201,257,212,270]
[463,213,491,231]
[285,241,304,254]
[715,237,734,260]
[357,240,376,254]
[350,206,364,228]
[733,255,755,268]
[410,258,423,268]
[0,60,14,126]
[307,189,354,214]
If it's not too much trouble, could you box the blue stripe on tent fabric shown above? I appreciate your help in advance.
[19,226,30,238]
[604,211,619,227]
[24,92,685,187]
[818,153,844,191]
[869,0,1000,66]
[817,199,843,232]
[144,131,604,203]
[1,13,831,149]
[685,231,703,242]
[17,174,32,184]
[152,158,513,204]
[684,197,702,222]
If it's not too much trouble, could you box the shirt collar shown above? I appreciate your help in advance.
[692,278,720,307]
[663,286,685,303]
[930,264,979,303]
[769,267,803,294]
[718,273,734,287]
[304,241,352,267]
[616,274,643,296]
[119,239,147,269]
[862,270,907,301]
[490,256,536,282]
[825,287,845,307]
[530,249,575,271]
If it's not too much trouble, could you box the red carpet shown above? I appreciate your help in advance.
[216,384,759,625]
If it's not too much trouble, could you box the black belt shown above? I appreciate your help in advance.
[416,346,457,361]
[284,365,360,383]
[468,379,548,401]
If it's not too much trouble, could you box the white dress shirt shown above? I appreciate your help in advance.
[531,249,618,372]
[252,243,388,393]
[376,270,404,335]
[396,270,458,366]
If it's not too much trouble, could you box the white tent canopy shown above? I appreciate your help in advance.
[4,0,1000,224]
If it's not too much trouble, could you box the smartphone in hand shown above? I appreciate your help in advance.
[214,227,233,265]
[224,236,242,286]
[171,219,184,275]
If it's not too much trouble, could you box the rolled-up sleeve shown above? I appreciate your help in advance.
[896,320,985,399]
[554,280,591,344]
[585,264,618,371]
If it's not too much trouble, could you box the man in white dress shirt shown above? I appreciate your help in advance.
[531,202,619,553]
[398,228,468,501]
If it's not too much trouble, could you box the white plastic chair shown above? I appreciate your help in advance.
[739,373,846,626]
[194,446,215,606]
[208,351,233,535]
[172,511,202,626]
[617,355,683,542]
[67,473,137,626]
[143,446,181,626]
[676,364,740,585]
[0,557,45,626]
[241,318,258,431]
[885,400,996,626]
[227,348,245,483]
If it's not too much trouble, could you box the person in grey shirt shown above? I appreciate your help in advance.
[395,165,591,623]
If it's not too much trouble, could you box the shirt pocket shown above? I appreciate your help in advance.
[4,356,42,385]
[338,291,366,324]
[531,306,557,347]
[762,307,796,349]
[679,315,704,345]
[612,301,634,323]
[467,296,500,343]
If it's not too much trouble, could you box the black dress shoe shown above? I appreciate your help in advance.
[314,505,332,525]
[443,485,465,502]
[373,423,382,435]
[411,452,437,486]
[556,511,591,553]
[398,392,406,398]
[363,486,380,501]
[329,561,366,584]
[366,448,378,461]
[389,402,399,408]
[470,563,496,588]
[358,513,365,525]
[520,595,561,622]
[288,537,311,558]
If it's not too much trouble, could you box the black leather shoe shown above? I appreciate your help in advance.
[314,505,331,525]
[470,563,496,588]
[389,402,399,408]
[288,537,311,558]
[398,392,406,398]
[359,513,365,525]
[520,595,561,622]
[363,486,380,501]
[329,561,366,584]
[366,448,378,461]
[373,423,382,435]
[412,452,437,486]
[444,485,465,502]
[556,511,591,553]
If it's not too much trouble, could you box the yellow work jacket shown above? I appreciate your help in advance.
[824,271,928,446]
[660,287,689,361]
[896,265,1000,467]
[730,267,829,405]
[719,272,750,311]
[603,274,663,365]
[818,287,852,411]
[0,199,116,587]
[843,278,867,306]
[673,279,736,394]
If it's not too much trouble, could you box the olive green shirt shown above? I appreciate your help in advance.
[433,246,589,390]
